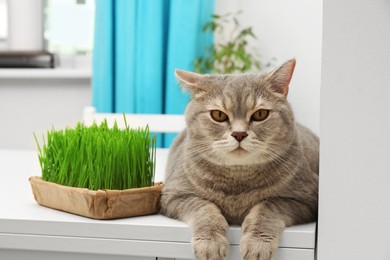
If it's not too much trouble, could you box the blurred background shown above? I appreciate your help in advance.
[0,0,322,150]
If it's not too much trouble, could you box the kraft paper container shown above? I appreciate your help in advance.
[29,176,163,220]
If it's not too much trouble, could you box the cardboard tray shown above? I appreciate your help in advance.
[29,176,163,220]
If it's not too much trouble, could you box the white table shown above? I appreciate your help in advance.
[0,149,316,260]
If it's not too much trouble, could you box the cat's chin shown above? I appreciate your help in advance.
[212,149,259,166]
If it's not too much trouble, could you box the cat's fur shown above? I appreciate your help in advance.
[160,59,319,260]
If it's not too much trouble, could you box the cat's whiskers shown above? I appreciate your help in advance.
[184,141,219,168]
[215,143,238,153]
[247,139,292,160]
[198,139,297,186]
[187,146,225,168]
[258,146,308,184]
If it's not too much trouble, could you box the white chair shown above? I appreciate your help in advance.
[83,106,186,133]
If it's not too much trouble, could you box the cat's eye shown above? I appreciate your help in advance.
[210,110,229,122]
[251,109,270,122]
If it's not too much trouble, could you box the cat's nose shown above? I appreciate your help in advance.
[231,131,248,142]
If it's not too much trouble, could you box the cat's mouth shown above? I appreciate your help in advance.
[231,146,248,154]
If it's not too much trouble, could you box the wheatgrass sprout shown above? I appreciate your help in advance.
[34,119,157,190]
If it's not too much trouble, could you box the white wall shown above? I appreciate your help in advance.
[0,76,91,150]
[318,0,390,259]
[215,0,322,134]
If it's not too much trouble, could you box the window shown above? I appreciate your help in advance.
[44,0,95,68]
[44,0,95,55]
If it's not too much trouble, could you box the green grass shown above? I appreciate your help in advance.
[34,118,156,190]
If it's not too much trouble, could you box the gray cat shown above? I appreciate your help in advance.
[160,59,319,260]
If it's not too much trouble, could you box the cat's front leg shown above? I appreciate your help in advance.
[240,203,286,260]
[162,195,229,260]
[188,202,230,260]
[240,193,317,260]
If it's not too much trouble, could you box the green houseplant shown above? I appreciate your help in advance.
[30,119,162,220]
[194,12,267,74]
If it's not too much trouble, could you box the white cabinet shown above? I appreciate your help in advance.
[0,149,316,260]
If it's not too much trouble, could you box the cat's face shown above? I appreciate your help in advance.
[176,59,296,166]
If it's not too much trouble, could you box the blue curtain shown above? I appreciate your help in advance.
[92,0,214,147]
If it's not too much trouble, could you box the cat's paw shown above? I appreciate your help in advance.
[192,233,229,260]
[240,233,278,260]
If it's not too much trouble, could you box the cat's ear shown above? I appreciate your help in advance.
[175,70,202,86]
[266,59,296,97]
[175,69,205,97]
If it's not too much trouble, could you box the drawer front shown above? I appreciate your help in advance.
[1,233,314,260]
[159,247,314,260]
[0,249,155,260]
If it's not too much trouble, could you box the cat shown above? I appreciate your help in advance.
[160,59,319,260]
